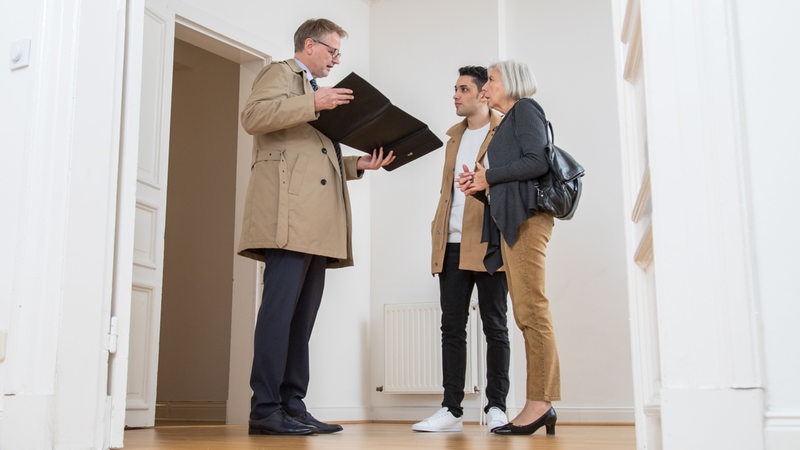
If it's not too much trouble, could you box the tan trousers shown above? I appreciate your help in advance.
[500,213,561,401]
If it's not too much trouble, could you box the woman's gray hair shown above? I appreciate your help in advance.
[489,60,538,101]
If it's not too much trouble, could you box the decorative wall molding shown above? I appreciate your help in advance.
[620,0,639,44]
[616,0,661,446]
[634,222,653,270]
[765,411,800,449]
[127,285,155,410]
[621,0,642,82]
[631,167,651,223]
[137,8,169,190]
[643,403,661,418]
[133,202,158,269]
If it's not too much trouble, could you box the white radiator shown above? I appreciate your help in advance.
[382,302,480,394]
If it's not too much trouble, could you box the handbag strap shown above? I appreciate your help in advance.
[523,97,551,141]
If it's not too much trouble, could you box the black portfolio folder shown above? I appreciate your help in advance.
[309,72,443,171]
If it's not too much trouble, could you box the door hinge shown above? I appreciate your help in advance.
[105,316,119,354]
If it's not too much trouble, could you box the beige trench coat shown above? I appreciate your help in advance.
[238,59,362,268]
[430,110,505,274]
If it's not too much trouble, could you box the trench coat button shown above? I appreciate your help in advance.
[321,147,328,154]
[320,179,327,185]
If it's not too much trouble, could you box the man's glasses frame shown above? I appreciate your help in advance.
[312,38,341,59]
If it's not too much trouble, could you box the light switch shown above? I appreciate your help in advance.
[10,39,31,70]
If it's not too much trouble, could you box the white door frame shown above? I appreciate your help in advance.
[108,0,146,445]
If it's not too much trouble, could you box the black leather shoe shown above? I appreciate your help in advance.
[291,411,343,434]
[248,409,316,435]
[492,407,557,436]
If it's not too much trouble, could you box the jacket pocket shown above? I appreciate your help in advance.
[289,153,308,195]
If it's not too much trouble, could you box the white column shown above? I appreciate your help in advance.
[640,1,764,448]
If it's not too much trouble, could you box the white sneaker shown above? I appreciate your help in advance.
[486,406,508,432]
[411,407,463,432]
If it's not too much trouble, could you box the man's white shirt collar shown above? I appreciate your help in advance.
[294,58,313,81]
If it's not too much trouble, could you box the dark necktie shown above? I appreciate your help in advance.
[334,142,343,176]
[310,78,318,91]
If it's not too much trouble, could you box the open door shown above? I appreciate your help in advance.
[125,1,175,428]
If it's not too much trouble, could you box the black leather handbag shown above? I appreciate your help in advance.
[531,121,585,220]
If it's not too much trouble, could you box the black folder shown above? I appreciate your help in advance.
[309,72,443,171]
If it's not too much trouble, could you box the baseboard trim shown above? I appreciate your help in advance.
[155,401,226,423]
[371,405,634,424]
[553,407,635,424]
[765,411,800,450]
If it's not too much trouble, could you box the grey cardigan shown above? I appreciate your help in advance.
[481,98,550,272]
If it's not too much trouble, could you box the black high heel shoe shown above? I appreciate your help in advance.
[492,407,557,436]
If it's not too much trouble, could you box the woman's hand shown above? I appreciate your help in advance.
[458,162,488,195]
[357,147,396,170]
[456,163,474,192]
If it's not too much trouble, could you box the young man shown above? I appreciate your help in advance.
[239,18,394,436]
[413,66,510,433]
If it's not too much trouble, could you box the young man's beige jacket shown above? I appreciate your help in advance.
[430,109,504,274]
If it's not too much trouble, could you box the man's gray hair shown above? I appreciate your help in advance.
[294,18,348,52]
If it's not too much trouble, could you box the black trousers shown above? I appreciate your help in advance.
[439,243,510,417]
[249,249,327,421]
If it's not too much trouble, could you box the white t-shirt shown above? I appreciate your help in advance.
[448,122,490,243]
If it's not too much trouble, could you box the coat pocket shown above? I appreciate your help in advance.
[288,153,308,195]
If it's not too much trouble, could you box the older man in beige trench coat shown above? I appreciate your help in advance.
[239,18,393,437]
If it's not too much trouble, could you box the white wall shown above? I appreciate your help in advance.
[0,2,55,447]
[369,0,633,422]
[735,1,800,447]
[0,0,39,418]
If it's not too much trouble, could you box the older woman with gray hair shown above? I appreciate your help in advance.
[458,59,560,436]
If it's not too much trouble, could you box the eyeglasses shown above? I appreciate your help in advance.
[312,39,341,59]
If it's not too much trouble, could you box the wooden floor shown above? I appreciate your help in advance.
[124,422,635,450]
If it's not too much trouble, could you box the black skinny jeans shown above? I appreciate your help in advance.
[438,243,511,417]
